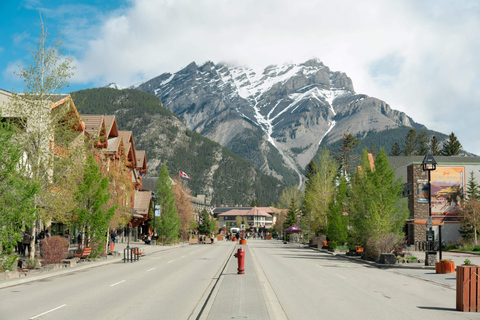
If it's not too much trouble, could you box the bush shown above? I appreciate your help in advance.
[444,244,457,251]
[365,233,403,260]
[0,254,19,272]
[41,236,69,265]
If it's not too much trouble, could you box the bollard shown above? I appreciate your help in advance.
[234,248,245,274]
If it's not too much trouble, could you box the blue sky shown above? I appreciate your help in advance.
[1,0,480,155]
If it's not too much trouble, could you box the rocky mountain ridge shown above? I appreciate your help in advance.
[134,58,426,186]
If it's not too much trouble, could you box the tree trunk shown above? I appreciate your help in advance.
[29,223,37,261]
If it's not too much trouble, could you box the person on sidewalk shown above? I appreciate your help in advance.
[110,228,117,248]
[22,231,31,257]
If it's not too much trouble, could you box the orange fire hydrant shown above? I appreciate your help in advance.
[234,248,245,274]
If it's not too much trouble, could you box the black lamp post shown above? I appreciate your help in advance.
[152,192,158,239]
[422,154,438,256]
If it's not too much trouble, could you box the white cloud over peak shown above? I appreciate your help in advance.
[72,0,480,155]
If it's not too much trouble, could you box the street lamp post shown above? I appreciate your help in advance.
[151,192,159,241]
[422,153,438,258]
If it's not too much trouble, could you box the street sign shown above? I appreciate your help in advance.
[155,205,161,217]
[241,224,245,230]
[427,216,432,229]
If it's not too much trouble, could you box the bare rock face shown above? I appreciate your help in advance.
[136,58,422,186]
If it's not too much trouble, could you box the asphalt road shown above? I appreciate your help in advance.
[2,240,480,320]
[249,240,478,320]
[0,243,235,320]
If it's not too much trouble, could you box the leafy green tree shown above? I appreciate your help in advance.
[326,175,349,244]
[198,208,211,235]
[277,186,302,210]
[415,131,429,156]
[73,154,116,256]
[335,133,360,177]
[463,172,480,243]
[0,121,39,257]
[349,149,408,257]
[156,164,180,242]
[430,135,441,156]
[390,142,401,156]
[3,15,77,260]
[303,148,337,235]
[442,132,462,156]
[403,129,417,156]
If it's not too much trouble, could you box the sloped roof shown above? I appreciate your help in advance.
[134,190,151,216]
[136,150,146,170]
[81,115,105,137]
[105,136,121,153]
[119,130,137,167]
[103,115,118,137]
[218,207,272,217]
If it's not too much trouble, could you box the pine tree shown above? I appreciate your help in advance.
[156,164,180,243]
[283,198,299,232]
[390,142,401,156]
[415,131,429,156]
[198,208,211,235]
[335,133,359,177]
[403,129,417,156]
[430,135,441,156]
[326,175,349,244]
[466,171,480,201]
[304,159,318,187]
[349,149,408,257]
[442,132,462,156]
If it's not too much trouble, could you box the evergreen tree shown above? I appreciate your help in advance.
[368,142,379,157]
[198,208,211,235]
[326,175,349,244]
[390,142,401,156]
[430,135,441,156]
[403,129,417,156]
[349,149,408,257]
[283,197,299,232]
[73,154,116,256]
[304,159,318,187]
[335,133,360,177]
[156,164,180,243]
[415,131,429,156]
[466,171,480,201]
[442,132,462,156]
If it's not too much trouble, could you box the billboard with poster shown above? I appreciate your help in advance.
[430,166,465,216]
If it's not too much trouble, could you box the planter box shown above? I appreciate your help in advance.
[189,238,199,244]
[436,261,455,274]
[217,235,224,241]
[239,239,247,245]
[457,265,480,312]
[379,253,396,264]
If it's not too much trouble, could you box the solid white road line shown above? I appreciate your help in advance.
[110,280,126,287]
[29,304,66,319]
[147,267,156,272]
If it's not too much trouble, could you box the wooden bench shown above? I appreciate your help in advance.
[132,248,145,256]
[73,247,92,259]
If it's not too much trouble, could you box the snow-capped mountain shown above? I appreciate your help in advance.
[136,58,424,186]
[104,82,126,90]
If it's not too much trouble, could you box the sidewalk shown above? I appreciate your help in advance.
[0,241,188,289]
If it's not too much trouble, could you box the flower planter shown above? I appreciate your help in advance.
[436,261,455,274]
[239,239,247,245]
[456,265,480,312]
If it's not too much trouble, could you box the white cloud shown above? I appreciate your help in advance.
[73,0,480,154]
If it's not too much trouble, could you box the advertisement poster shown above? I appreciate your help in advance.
[417,180,429,204]
[430,166,465,215]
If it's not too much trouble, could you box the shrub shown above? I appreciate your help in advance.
[473,246,480,252]
[26,257,40,269]
[0,254,19,272]
[366,233,403,260]
[41,236,69,265]
[444,244,457,251]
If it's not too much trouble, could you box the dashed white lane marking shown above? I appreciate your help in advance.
[110,280,126,287]
[147,267,156,272]
[336,274,346,279]
[317,265,323,268]
[29,304,66,319]
[168,260,174,263]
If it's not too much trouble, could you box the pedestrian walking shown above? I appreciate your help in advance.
[110,228,117,249]
[22,231,31,257]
